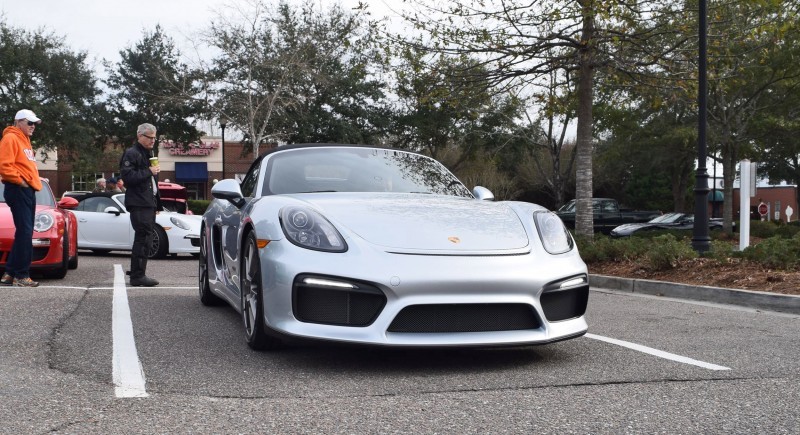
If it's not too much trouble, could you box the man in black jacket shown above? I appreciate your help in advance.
[120,123,161,287]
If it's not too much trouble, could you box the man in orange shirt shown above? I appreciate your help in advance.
[0,109,43,287]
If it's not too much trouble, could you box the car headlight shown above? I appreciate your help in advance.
[280,206,347,252]
[169,216,190,230]
[533,211,573,254]
[34,212,55,232]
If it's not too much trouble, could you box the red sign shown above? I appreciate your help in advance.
[160,140,220,157]
[758,203,768,216]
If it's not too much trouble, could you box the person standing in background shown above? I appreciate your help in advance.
[107,177,122,193]
[120,123,161,287]
[92,177,107,192]
[0,109,43,287]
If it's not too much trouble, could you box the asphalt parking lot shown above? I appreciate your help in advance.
[1,252,798,433]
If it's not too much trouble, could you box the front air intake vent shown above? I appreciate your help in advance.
[540,285,589,322]
[293,275,386,327]
[388,303,540,333]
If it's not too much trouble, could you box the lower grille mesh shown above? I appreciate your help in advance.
[388,303,539,333]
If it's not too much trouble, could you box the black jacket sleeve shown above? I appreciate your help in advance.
[119,147,151,188]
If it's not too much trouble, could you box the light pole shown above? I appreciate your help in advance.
[219,116,228,180]
[692,0,710,253]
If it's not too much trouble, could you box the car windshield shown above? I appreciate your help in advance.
[264,147,472,197]
[649,213,686,223]
[557,200,576,212]
[0,181,56,207]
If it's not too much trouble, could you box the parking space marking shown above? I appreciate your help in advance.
[586,333,731,371]
[1,286,198,290]
[112,264,149,398]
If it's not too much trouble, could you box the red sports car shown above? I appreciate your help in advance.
[158,181,193,214]
[0,178,79,279]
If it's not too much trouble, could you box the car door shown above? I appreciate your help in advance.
[597,199,624,233]
[218,162,261,295]
[73,196,132,248]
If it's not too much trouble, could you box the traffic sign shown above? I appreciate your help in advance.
[758,202,768,216]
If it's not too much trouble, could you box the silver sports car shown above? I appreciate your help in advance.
[199,144,589,350]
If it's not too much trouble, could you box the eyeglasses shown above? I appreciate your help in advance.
[141,134,156,140]
[25,121,37,126]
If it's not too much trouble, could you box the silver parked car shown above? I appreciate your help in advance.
[199,144,589,350]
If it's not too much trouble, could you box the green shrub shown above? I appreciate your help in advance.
[576,234,652,264]
[644,234,698,271]
[741,235,800,269]
[574,235,608,263]
[749,220,778,238]
[574,222,800,271]
[188,199,211,215]
[774,224,800,239]
[631,228,691,240]
[708,239,739,261]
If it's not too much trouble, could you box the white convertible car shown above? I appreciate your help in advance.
[68,192,201,258]
[200,144,589,350]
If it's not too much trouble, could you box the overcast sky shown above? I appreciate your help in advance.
[0,0,399,137]
[0,0,397,68]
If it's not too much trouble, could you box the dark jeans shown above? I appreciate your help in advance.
[3,183,35,279]
[128,206,155,279]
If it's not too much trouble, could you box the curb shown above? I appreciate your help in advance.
[589,274,800,315]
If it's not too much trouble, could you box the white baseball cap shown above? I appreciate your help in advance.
[14,109,41,124]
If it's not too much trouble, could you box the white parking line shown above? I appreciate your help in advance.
[586,333,730,371]
[112,264,149,398]
[3,286,198,290]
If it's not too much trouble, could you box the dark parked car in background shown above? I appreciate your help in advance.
[556,198,661,234]
[610,212,724,237]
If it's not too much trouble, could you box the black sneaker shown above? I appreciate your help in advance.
[0,273,13,286]
[130,276,159,287]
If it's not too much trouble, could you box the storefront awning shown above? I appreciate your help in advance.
[175,162,208,182]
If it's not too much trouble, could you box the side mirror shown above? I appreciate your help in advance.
[57,196,79,209]
[472,186,495,201]
[212,179,246,208]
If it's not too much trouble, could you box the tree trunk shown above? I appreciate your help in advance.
[574,3,595,238]
[671,155,693,212]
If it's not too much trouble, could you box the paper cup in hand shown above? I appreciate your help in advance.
[149,157,158,167]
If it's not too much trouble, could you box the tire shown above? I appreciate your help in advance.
[68,230,78,269]
[46,233,69,279]
[148,226,169,259]
[241,231,281,351]
[199,226,222,306]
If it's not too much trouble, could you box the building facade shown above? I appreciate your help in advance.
[40,137,274,200]
[732,185,799,223]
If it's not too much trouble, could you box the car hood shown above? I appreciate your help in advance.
[159,212,201,227]
[613,222,652,232]
[289,193,530,252]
